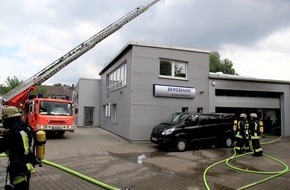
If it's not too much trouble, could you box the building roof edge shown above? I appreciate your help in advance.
[99,41,210,75]
[209,72,290,84]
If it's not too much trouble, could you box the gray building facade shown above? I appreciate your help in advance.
[74,78,101,127]
[74,42,290,141]
[99,42,210,141]
[208,73,290,137]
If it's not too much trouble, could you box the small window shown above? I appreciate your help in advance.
[105,103,110,117]
[174,63,186,78]
[182,107,188,112]
[160,60,172,76]
[102,105,106,120]
[197,107,203,113]
[159,59,187,79]
[111,104,117,124]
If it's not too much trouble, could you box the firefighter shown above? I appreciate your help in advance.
[244,119,251,153]
[0,106,37,190]
[249,113,263,156]
[234,113,250,154]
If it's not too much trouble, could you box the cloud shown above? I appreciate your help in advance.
[1,0,290,87]
[220,27,290,80]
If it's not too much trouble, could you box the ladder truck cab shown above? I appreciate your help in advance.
[23,95,74,137]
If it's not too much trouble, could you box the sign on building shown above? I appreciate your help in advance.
[153,84,196,99]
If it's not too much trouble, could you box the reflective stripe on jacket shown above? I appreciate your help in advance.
[20,130,30,155]
[250,121,260,139]
[236,120,246,139]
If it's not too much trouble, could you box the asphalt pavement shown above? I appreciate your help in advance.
[0,127,290,190]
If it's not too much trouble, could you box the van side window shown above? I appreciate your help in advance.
[199,115,210,125]
[223,114,235,122]
[187,114,199,126]
[209,116,218,124]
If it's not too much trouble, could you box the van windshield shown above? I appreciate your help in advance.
[162,113,188,125]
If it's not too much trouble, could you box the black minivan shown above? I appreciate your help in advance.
[150,112,235,151]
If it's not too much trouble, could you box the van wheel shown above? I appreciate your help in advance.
[176,139,188,152]
[224,136,233,148]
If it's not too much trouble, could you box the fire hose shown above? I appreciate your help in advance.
[203,136,290,190]
[42,160,119,190]
[0,154,120,190]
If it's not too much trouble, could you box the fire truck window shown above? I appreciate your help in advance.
[40,102,50,115]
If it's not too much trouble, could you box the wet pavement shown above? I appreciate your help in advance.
[0,127,289,190]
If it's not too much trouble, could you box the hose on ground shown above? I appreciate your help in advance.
[0,153,119,190]
[42,160,120,190]
[203,136,290,190]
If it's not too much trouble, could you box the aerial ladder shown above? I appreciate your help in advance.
[2,0,160,108]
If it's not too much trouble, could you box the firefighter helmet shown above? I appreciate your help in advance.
[250,113,258,118]
[2,106,21,118]
[239,113,247,118]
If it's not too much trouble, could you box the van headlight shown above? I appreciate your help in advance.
[162,128,175,135]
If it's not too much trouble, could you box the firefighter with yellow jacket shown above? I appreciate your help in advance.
[249,113,263,156]
[234,113,251,154]
[0,106,37,190]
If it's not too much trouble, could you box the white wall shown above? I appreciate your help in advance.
[75,78,101,127]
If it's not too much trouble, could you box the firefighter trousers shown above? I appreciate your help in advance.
[252,139,263,156]
[5,173,30,190]
[235,136,251,153]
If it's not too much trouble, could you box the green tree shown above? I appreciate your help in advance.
[53,83,71,87]
[30,85,47,96]
[0,76,22,95]
[53,83,63,87]
[210,51,237,75]
[0,76,46,96]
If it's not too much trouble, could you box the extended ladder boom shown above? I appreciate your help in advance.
[3,0,160,105]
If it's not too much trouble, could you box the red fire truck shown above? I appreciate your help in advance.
[22,96,74,136]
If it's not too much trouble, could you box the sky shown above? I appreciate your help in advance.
[1,0,290,87]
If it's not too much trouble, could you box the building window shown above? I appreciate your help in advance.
[197,107,203,113]
[182,107,189,112]
[107,63,127,92]
[102,105,106,120]
[105,103,111,117]
[159,59,187,79]
[104,103,117,123]
[111,104,117,124]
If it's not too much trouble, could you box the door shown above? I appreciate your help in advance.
[196,115,212,140]
[84,106,94,126]
[184,114,201,143]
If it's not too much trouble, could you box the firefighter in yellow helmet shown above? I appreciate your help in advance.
[0,106,38,190]
[234,113,250,154]
[249,113,263,156]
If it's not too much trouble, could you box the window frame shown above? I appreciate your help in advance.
[111,103,117,124]
[159,59,187,80]
[107,62,127,92]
